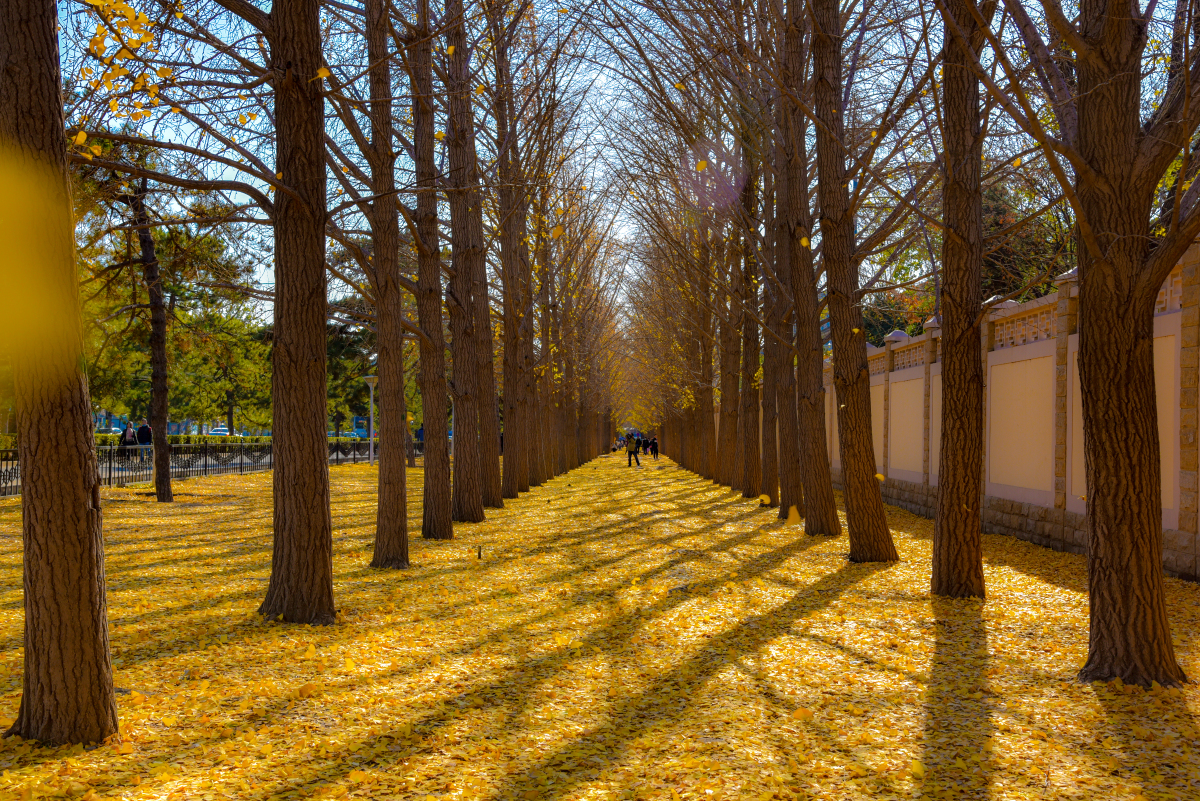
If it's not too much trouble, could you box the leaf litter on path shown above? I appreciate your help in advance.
[0,455,1196,800]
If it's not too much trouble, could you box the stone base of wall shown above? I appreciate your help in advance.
[829,469,1198,582]
[881,476,935,519]
[981,496,1085,555]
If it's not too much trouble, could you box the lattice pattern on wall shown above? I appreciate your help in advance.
[994,308,1057,350]
[893,344,925,371]
[1156,266,1183,315]
[869,354,887,375]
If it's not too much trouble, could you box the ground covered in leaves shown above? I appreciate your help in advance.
[0,455,1198,800]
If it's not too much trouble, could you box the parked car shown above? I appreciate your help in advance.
[96,427,124,436]
[209,427,230,436]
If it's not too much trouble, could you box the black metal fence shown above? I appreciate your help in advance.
[0,440,384,499]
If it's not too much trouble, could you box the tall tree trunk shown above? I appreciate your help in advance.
[516,192,537,492]
[492,11,527,500]
[697,231,717,480]
[811,0,896,561]
[475,252,502,507]
[783,0,839,536]
[760,178,779,507]
[411,0,453,540]
[462,2,501,508]
[931,0,987,598]
[1,0,118,743]
[717,247,741,488]
[739,218,761,498]
[367,0,409,569]
[445,0,485,523]
[125,184,173,502]
[1072,0,1185,685]
[259,0,338,622]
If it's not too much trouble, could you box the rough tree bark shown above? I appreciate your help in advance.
[121,182,173,502]
[445,0,485,523]
[366,0,409,569]
[1071,0,1186,686]
[259,0,337,622]
[931,0,988,598]
[1,0,119,743]
[771,78,801,521]
[411,0,453,540]
[760,178,780,507]
[811,0,896,561]
[780,0,838,535]
[492,6,528,500]
[697,247,717,481]
[717,241,742,488]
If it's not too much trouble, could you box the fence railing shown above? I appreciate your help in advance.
[0,440,387,499]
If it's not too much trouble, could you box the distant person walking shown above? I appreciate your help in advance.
[136,418,153,463]
[626,435,640,467]
[119,422,138,460]
[650,437,659,460]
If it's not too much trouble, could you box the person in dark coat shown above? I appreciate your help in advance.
[650,437,659,459]
[136,418,153,462]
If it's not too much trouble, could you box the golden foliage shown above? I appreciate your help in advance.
[0,458,1198,799]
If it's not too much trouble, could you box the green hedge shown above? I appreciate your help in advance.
[0,435,14,451]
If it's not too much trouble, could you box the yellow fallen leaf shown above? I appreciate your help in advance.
[910,759,925,779]
[791,708,813,721]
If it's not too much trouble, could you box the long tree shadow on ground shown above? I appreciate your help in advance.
[919,597,993,799]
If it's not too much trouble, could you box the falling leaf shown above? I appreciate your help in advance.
[696,160,707,171]
[786,505,801,525]
[73,131,87,146]
[875,473,885,481]
[551,224,564,239]
[447,45,455,56]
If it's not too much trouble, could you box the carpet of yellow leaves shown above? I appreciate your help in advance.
[0,455,1198,800]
